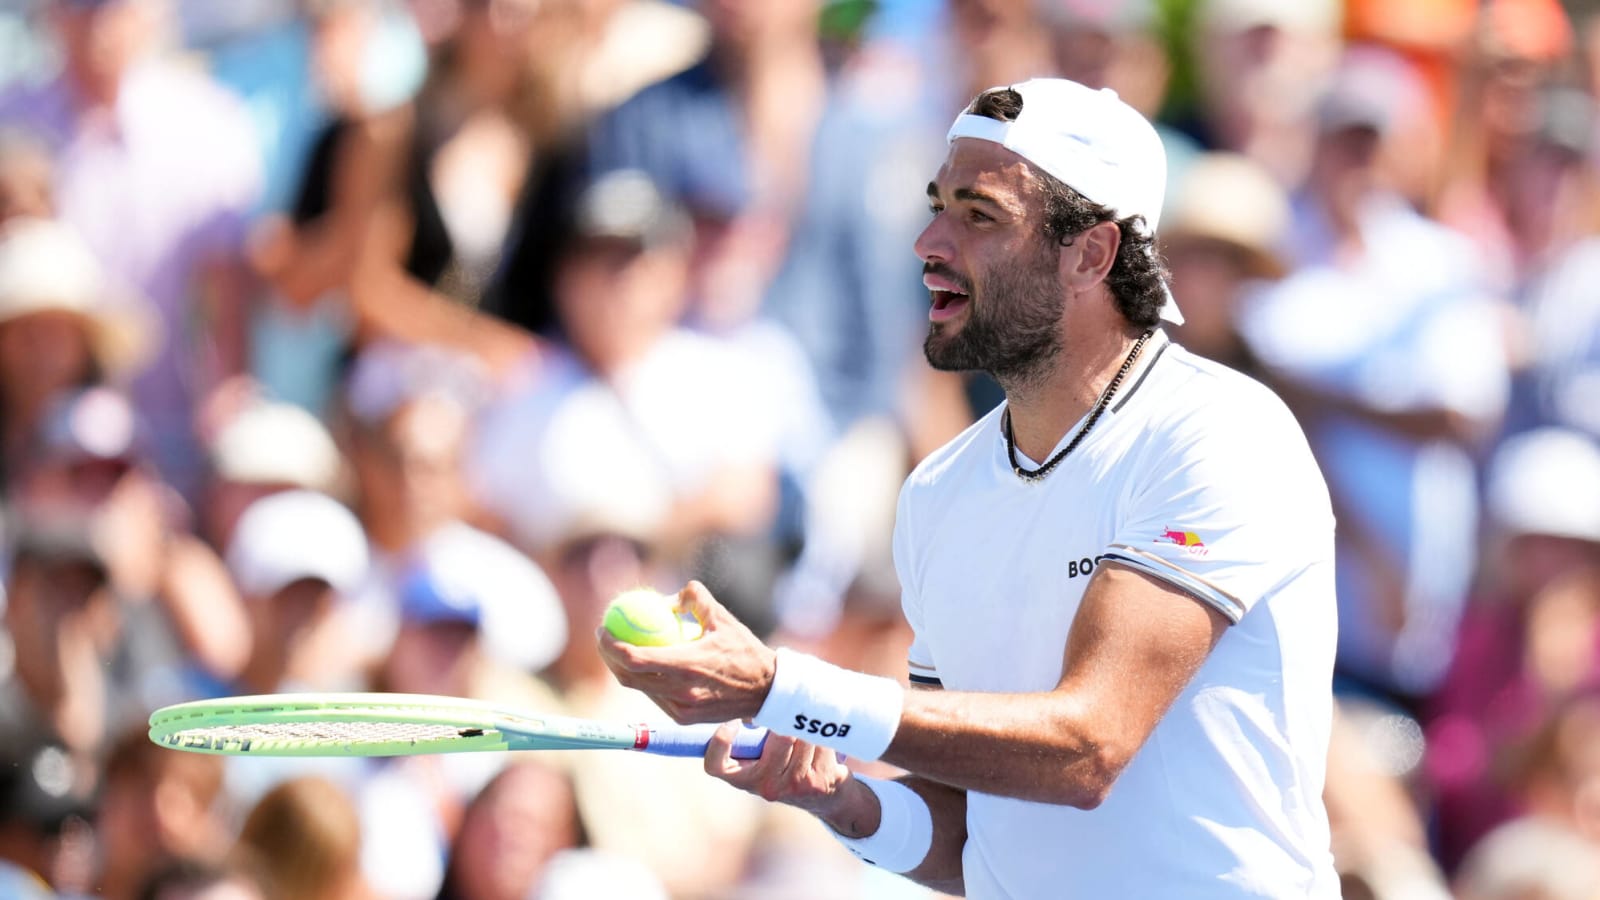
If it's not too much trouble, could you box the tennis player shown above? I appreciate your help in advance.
[599,78,1339,898]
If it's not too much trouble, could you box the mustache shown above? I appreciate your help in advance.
[922,262,972,294]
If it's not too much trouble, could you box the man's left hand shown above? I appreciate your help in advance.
[597,581,778,724]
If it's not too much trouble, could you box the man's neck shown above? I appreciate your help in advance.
[1000,325,1147,463]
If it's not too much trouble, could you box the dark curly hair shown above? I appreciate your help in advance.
[964,88,1170,329]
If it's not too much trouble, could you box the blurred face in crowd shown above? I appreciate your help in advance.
[384,620,479,696]
[0,312,97,412]
[1307,124,1384,224]
[1520,569,1600,698]
[1501,133,1592,254]
[1496,533,1600,603]
[4,551,117,752]
[1518,693,1600,839]
[1048,19,1169,118]
[0,138,54,224]
[50,0,162,103]
[1197,21,1329,118]
[545,534,649,684]
[555,236,690,376]
[1163,237,1254,358]
[448,761,581,900]
[685,211,787,329]
[699,0,820,52]
[441,0,543,109]
[350,396,469,546]
[917,140,1068,382]
[96,737,226,897]
[236,576,346,693]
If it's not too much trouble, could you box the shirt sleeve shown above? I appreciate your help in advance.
[1099,395,1334,624]
[893,479,941,687]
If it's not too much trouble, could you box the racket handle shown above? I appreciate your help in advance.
[640,723,769,759]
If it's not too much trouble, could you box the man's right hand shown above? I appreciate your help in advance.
[703,722,883,839]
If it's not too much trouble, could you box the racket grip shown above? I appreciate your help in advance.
[641,723,770,759]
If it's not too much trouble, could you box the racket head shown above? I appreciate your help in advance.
[148,692,638,758]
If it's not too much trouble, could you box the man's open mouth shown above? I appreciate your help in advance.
[924,274,971,322]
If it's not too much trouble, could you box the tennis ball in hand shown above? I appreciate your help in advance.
[604,588,704,646]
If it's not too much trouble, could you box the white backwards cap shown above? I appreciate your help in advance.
[947,78,1183,324]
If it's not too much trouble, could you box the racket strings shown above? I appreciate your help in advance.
[170,721,479,745]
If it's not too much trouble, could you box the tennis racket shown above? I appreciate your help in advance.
[148,692,770,759]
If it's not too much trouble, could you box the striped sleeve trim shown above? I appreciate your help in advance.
[1098,545,1246,624]
[908,659,942,688]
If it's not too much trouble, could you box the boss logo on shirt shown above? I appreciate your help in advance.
[1067,557,1096,578]
[793,714,852,738]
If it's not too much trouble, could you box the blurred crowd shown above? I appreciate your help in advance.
[0,0,1599,898]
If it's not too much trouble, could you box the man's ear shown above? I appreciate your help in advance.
[1059,221,1121,292]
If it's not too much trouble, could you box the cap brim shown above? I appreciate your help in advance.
[1158,284,1184,325]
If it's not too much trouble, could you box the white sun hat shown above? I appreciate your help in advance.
[1486,428,1600,544]
[225,490,370,598]
[946,77,1183,324]
[210,398,342,492]
[0,217,159,379]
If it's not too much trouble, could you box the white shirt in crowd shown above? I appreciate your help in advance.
[894,330,1340,899]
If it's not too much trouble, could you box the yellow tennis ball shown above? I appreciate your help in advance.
[604,588,703,646]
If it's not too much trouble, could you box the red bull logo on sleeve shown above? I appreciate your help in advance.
[1156,527,1208,556]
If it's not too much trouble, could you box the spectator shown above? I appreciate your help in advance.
[1452,689,1600,899]
[95,728,230,900]
[1240,54,1510,704]
[1433,0,1578,291]
[0,128,53,223]
[0,740,91,897]
[1497,87,1600,440]
[470,171,781,596]
[342,340,567,674]
[1,526,119,756]
[8,387,252,690]
[235,776,369,900]
[1454,814,1600,900]
[1182,0,1343,184]
[0,218,157,488]
[1040,0,1199,196]
[346,558,570,899]
[224,489,370,694]
[1159,152,1290,372]
[201,392,345,549]
[524,462,762,896]
[1425,429,1600,870]
[435,758,673,899]
[0,0,264,498]
[1323,702,1452,900]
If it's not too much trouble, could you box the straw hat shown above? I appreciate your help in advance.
[0,217,159,380]
[1160,153,1291,279]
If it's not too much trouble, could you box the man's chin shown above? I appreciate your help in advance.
[923,330,979,373]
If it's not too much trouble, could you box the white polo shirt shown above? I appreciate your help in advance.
[894,331,1339,899]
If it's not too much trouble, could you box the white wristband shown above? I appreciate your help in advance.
[830,775,934,873]
[753,648,904,761]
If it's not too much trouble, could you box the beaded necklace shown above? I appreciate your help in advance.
[1002,329,1152,482]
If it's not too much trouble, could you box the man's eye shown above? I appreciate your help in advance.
[928,204,944,216]
[968,209,992,223]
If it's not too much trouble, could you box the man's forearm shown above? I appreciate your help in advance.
[883,688,1110,807]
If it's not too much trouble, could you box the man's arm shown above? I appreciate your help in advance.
[701,689,968,894]
[601,563,1229,809]
[884,562,1228,806]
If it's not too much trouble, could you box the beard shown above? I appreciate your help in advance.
[923,245,1063,384]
